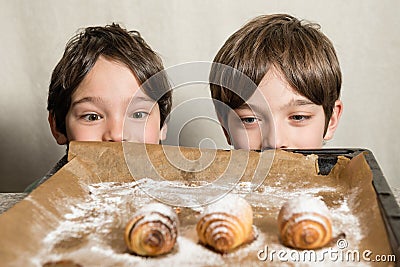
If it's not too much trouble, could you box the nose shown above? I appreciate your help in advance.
[274,133,288,149]
[103,118,124,142]
[262,121,288,150]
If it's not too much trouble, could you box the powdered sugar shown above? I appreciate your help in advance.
[26,178,366,266]
[203,194,251,217]
[279,196,331,222]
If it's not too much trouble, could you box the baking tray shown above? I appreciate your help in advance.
[0,142,398,266]
[288,148,400,265]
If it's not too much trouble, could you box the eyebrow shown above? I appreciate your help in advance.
[71,95,155,108]
[281,99,316,110]
[71,96,104,107]
[235,99,316,114]
[129,96,156,105]
[235,103,265,115]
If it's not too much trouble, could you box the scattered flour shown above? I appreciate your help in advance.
[25,178,368,266]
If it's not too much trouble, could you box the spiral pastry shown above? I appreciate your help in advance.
[196,195,254,253]
[124,202,179,256]
[277,196,332,250]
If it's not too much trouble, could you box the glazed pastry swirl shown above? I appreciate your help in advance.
[196,195,254,253]
[278,196,332,250]
[124,203,179,256]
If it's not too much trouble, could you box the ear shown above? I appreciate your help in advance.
[159,123,168,141]
[323,100,343,141]
[48,113,68,145]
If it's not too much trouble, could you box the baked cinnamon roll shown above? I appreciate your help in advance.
[196,195,254,253]
[124,202,179,256]
[278,196,332,249]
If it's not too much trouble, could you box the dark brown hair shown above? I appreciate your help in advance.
[210,14,341,133]
[48,23,172,135]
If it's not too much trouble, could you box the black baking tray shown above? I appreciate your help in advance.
[285,148,400,265]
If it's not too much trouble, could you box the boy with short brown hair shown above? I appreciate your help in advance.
[26,23,172,192]
[210,14,343,150]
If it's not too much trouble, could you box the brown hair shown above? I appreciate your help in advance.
[210,14,341,133]
[48,23,172,135]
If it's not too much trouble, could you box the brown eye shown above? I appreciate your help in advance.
[290,115,310,121]
[82,114,101,121]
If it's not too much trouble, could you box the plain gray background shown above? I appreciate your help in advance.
[1,0,399,192]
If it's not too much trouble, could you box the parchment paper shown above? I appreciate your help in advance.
[0,141,393,266]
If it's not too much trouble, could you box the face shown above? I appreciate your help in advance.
[51,56,165,144]
[226,67,342,150]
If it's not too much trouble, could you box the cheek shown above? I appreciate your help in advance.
[292,123,325,149]
[65,115,82,141]
[65,114,102,142]
[143,120,160,144]
[229,126,262,150]
[246,128,262,150]
[123,121,147,143]
[143,106,162,144]
[143,108,162,144]
[295,134,323,148]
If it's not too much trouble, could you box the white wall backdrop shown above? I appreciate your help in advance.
[0,0,399,191]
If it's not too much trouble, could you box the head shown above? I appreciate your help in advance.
[210,14,342,150]
[48,23,172,145]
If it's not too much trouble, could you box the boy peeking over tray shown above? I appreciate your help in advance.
[209,14,343,150]
[25,24,172,192]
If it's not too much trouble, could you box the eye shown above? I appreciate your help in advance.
[82,114,102,121]
[241,117,259,124]
[131,111,148,119]
[290,115,311,122]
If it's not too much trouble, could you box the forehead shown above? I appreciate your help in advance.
[71,57,142,100]
[245,67,315,110]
